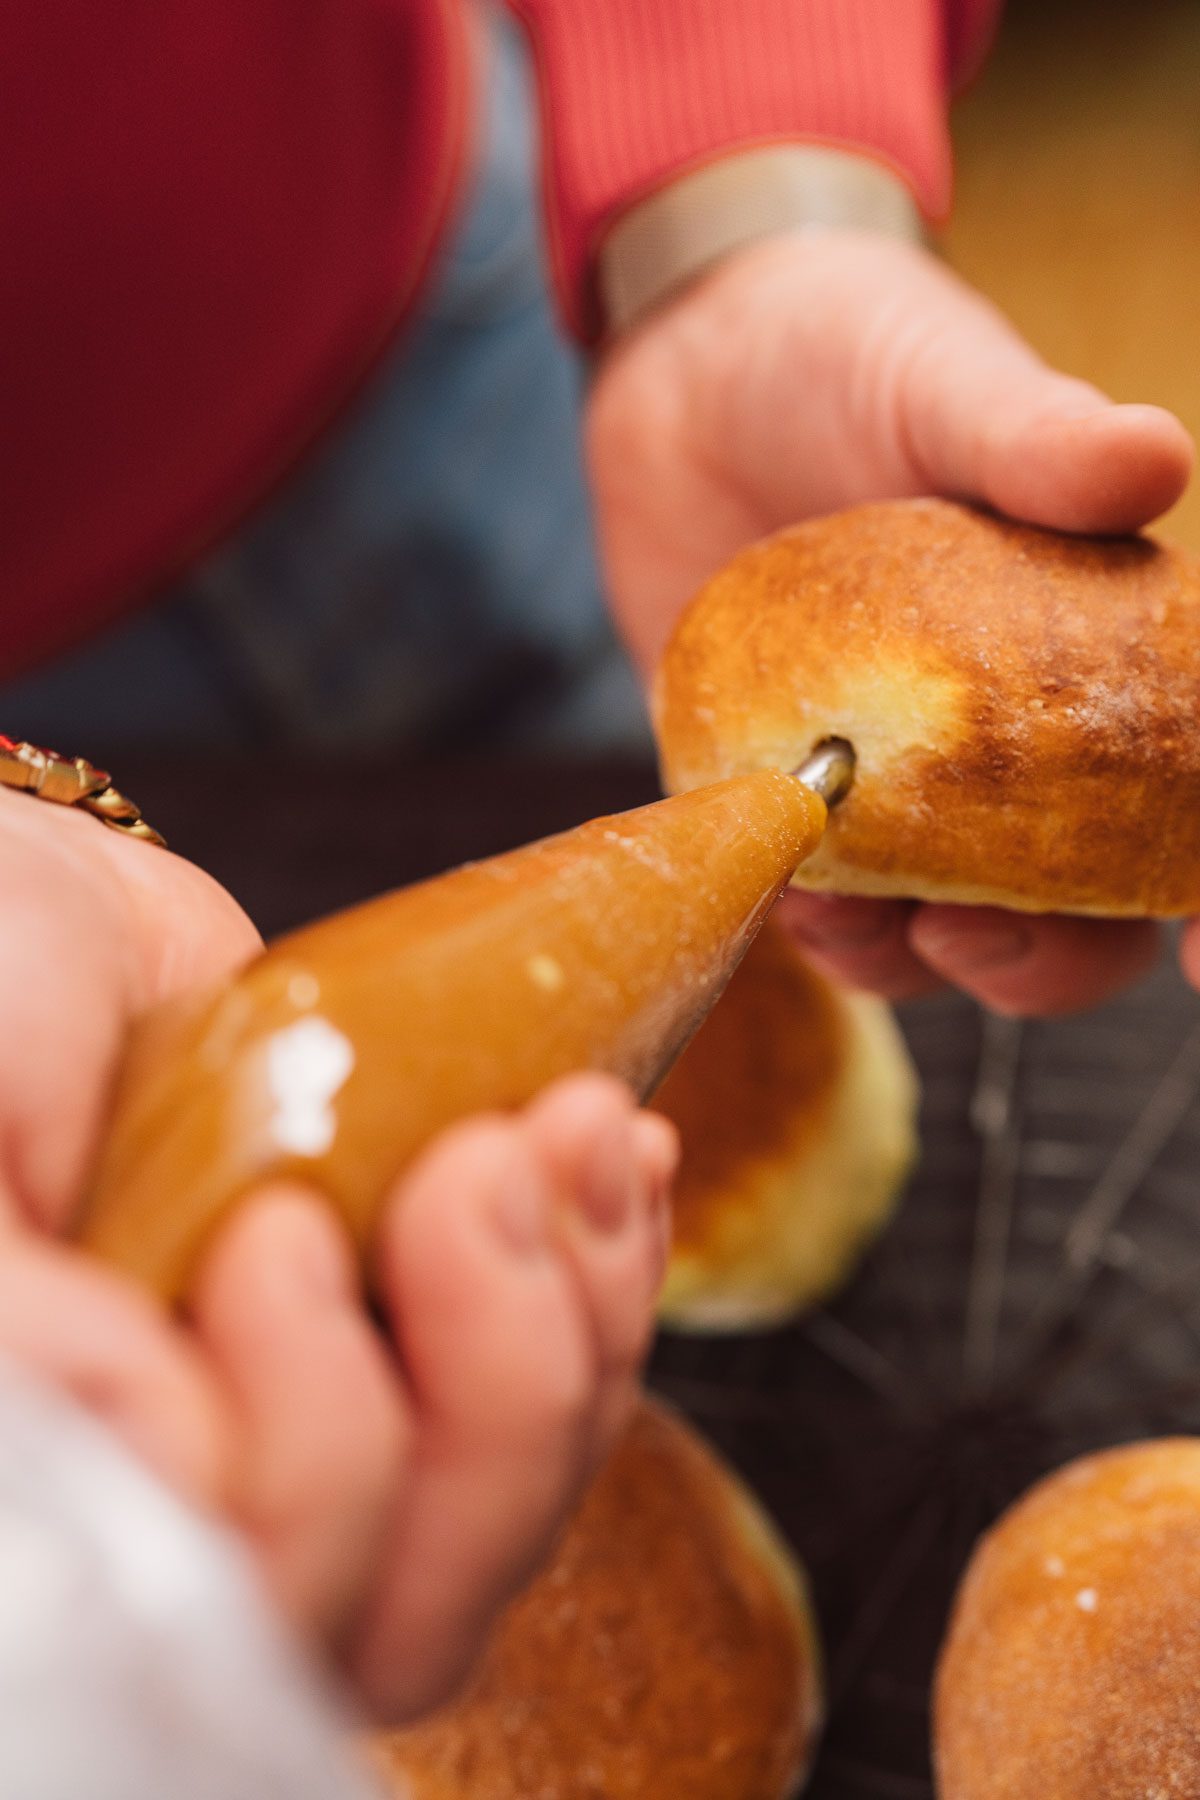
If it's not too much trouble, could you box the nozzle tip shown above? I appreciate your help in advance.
[792,738,856,808]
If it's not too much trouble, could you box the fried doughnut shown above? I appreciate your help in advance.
[370,1398,823,1800]
[653,919,917,1331]
[655,498,1200,915]
[935,1438,1200,1798]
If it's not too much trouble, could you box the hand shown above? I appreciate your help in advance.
[588,229,1194,1014]
[0,782,252,1530]
[0,792,675,1719]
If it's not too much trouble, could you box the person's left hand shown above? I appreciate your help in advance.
[0,790,673,1722]
[587,228,1195,1016]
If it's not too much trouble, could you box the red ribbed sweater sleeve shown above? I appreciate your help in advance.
[0,0,467,673]
[506,0,1004,338]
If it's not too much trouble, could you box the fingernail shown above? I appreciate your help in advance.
[580,1114,634,1233]
[650,1191,674,1290]
[252,1194,351,1305]
[1038,378,1110,422]
[633,1113,680,1190]
[917,919,1030,972]
[286,1236,346,1304]
[1045,398,1112,424]
[493,1146,550,1254]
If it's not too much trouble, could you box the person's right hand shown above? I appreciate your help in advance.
[0,789,675,1720]
[589,229,1195,1016]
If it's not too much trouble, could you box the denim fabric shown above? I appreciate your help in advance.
[1,11,651,757]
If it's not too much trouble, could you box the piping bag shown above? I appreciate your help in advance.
[79,747,853,1302]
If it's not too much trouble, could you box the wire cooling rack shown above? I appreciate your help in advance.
[107,754,1200,1796]
[652,949,1200,1799]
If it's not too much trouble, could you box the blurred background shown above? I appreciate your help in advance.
[947,0,1200,559]
[7,3,1200,1793]
[15,0,1186,923]
[3,0,1196,787]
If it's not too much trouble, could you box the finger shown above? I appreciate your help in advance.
[0,793,261,1233]
[631,1109,683,1194]
[1179,920,1200,991]
[897,269,1194,532]
[357,1118,601,1718]
[778,890,945,1001]
[97,832,263,1005]
[909,905,1161,1016]
[189,1187,411,1643]
[632,1110,680,1298]
[522,1076,674,1453]
[0,856,133,1232]
[0,1236,229,1507]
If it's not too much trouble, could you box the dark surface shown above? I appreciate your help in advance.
[119,752,661,938]
[655,969,1200,1798]
[121,752,1200,1798]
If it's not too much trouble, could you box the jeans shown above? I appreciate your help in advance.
[0,11,651,758]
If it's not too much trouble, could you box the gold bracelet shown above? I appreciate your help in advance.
[0,736,166,847]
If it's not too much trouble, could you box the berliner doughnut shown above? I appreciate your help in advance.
[652,918,918,1331]
[370,1398,823,1800]
[655,498,1200,916]
[935,1438,1200,1798]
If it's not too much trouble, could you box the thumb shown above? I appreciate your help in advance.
[895,263,1193,533]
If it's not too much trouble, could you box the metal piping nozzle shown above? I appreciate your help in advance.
[792,737,856,809]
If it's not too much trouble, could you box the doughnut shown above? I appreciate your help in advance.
[370,1398,824,1799]
[935,1438,1200,1797]
[653,919,918,1331]
[655,498,1200,915]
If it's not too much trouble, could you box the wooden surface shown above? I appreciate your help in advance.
[947,0,1200,554]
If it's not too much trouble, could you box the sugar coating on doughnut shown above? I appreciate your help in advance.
[935,1438,1200,1798]
[371,1400,823,1799]
[656,498,1200,916]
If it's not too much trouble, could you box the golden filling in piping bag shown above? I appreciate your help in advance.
[80,752,852,1301]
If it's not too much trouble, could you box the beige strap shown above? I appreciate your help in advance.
[598,145,924,338]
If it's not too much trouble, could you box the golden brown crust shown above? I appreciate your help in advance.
[655,498,1200,916]
[935,1439,1200,1799]
[650,919,917,1329]
[371,1399,823,1800]
[653,921,846,1256]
